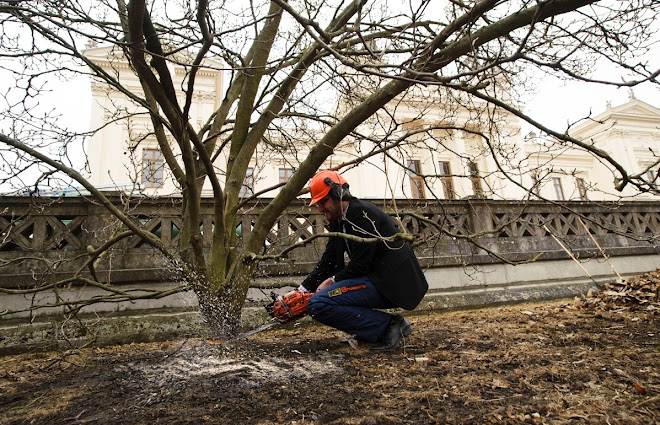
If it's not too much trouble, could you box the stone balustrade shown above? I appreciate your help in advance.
[1,195,659,289]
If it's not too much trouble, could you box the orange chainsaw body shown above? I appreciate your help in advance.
[271,289,313,323]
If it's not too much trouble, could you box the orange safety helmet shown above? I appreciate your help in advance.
[309,170,348,206]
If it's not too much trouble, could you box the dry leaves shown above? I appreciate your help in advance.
[2,291,659,424]
[574,268,660,311]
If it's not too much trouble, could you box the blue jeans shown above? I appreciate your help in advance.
[307,276,395,343]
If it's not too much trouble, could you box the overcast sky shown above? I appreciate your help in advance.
[521,77,659,136]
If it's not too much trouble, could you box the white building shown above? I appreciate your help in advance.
[523,98,660,201]
[85,46,660,202]
[85,46,223,196]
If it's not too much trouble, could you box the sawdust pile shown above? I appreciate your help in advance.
[123,344,342,407]
[574,268,660,312]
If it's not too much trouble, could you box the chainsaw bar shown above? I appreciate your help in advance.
[205,321,280,345]
[206,288,312,345]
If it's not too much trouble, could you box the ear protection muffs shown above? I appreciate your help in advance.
[309,170,350,206]
[323,176,346,200]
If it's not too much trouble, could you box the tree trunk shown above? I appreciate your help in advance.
[192,255,255,336]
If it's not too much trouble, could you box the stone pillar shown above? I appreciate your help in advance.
[467,198,496,255]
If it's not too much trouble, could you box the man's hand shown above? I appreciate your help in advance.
[316,277,335,292]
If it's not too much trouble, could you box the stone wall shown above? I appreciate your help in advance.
[2,195,660,353]
[1,195,659,312]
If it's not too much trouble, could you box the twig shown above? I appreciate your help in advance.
[543,225,599,286]
[576,217,622,280]
[632,394,659,410]
[248,231,414,261]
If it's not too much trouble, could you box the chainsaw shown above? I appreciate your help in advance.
[206,289,313,345]
[266,288,314,324]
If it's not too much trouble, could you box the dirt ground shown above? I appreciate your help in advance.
[1,273,659,424]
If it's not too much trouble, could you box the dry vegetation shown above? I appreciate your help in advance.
[1,271,659,424]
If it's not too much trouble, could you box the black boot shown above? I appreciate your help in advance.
[370,315,412,351]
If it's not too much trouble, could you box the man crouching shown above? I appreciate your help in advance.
[300,170,429,351]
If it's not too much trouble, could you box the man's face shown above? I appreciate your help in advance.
[316,195,343,221]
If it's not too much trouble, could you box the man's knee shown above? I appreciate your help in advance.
[307,293,332,319]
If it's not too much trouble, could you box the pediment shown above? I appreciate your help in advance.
[569,98,660,138]
[606,99,660,119]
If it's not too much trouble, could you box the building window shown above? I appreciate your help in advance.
[576,177,588,200]
[438,161,455,199]
[239,167,254,198]
[279,167,294,184]
[142,148,164,188]
[407,160,426,199]
[468,161,483,196]
[552,177,565,201]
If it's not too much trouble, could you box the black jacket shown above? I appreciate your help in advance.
[302,198,428,310]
